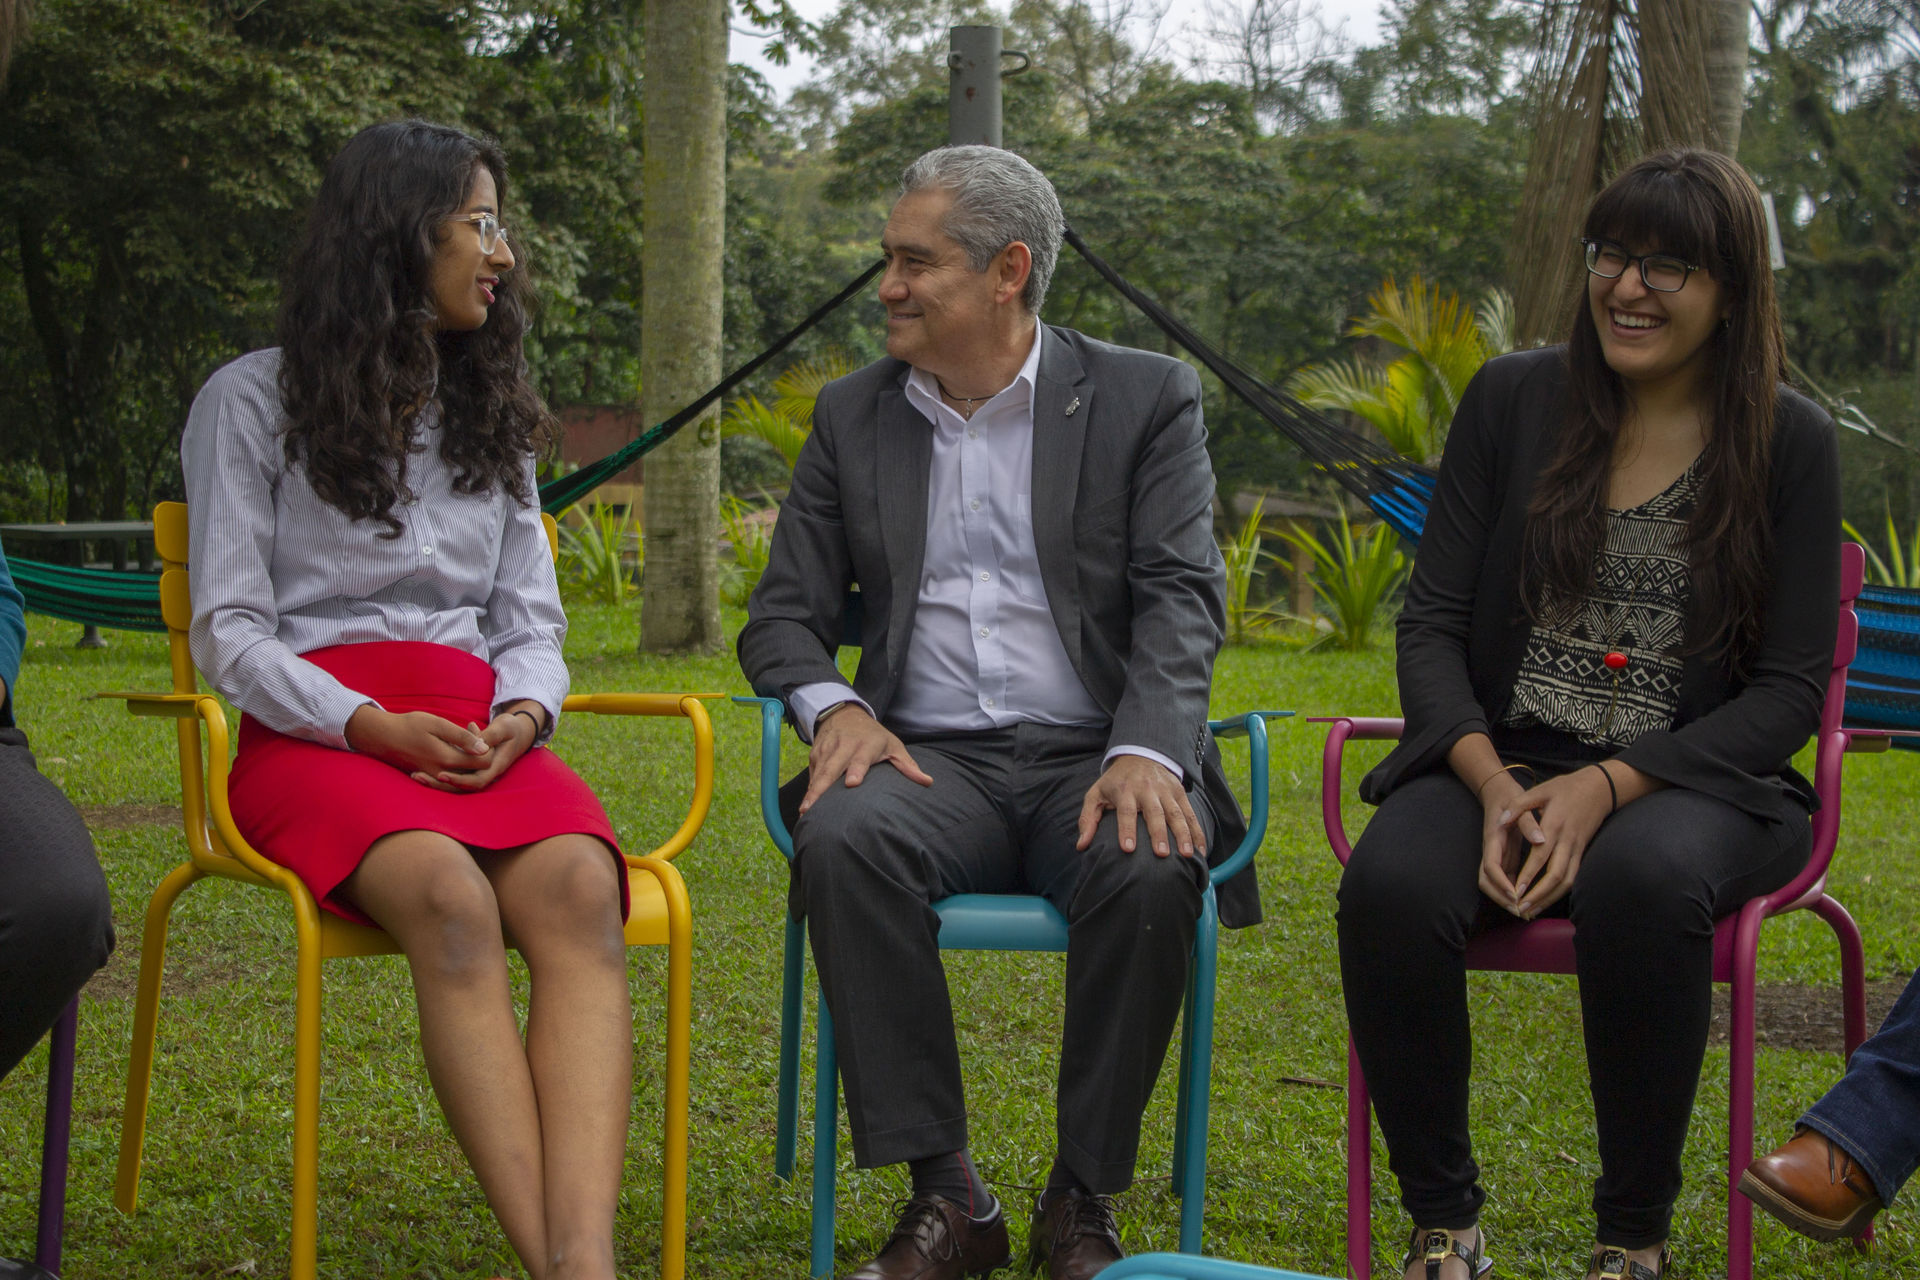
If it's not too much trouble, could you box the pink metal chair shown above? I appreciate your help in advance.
[1316,543,1872,1280]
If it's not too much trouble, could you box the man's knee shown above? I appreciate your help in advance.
[1071,814,1205,926]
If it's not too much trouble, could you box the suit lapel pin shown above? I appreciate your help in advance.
[1064,396,1081,417]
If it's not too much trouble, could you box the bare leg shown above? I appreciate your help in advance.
[337,831,551,1273]
[480,835,631,1280]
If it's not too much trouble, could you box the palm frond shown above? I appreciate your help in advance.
[721,395,811,465]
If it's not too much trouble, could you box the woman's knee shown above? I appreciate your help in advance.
[510,838,625,954]
[364,837,504,975]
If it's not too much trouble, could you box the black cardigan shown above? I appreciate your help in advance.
[1360,347,1841,830]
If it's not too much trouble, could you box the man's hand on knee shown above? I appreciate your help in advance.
[1076,754,1204,858]
[799,704,933,815]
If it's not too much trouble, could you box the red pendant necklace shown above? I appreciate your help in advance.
[1599,557,1647,737]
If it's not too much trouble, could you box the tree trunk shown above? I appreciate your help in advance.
[1702,0,1747,155]
[639,0,728,653]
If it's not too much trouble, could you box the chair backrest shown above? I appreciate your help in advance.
[1790,540,1865,909]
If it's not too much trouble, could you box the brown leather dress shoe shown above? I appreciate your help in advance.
[1738,1128,1883,1242]
[845,1194,1011,1279]
[1026,1188,1125,1280]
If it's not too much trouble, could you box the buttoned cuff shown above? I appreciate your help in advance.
[789,682,875,742]
[1103,744,1184,784]
[326,693,383,753]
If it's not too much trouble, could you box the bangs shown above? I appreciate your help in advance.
[1583,164,1732,284]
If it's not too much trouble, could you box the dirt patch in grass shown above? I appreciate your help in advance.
[80,802,182,830]
[1709,973,1910,1052]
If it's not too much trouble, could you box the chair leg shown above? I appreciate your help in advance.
[776,914,807,1181]
[1170,961,1198,1197]
[1726,913,1763,1280]
[289,916,324,1280]
[1813,893,1873,1248]
[34,997,78,1274]
[1175,906,1219,1255]
[114,861,201,1215]
[1346,1037,1371,1280]
[660,899,694,1280]
[811,991,839,1280]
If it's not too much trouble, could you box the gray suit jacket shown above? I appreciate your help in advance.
[738,324,1259,926]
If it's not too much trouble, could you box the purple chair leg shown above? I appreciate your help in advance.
[35,997,78,1276]
[1347,1037,1371,1280]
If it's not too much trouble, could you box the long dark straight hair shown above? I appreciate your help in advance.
[1521,148,1784,676]
[276,120,552,537]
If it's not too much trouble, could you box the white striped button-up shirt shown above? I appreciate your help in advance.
[181,349,569,751]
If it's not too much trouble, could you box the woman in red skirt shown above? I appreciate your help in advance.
[181,120,629,1280]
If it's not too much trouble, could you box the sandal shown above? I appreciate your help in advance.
[1402,1226,1493,1280]
[1586,1244,1671,1280]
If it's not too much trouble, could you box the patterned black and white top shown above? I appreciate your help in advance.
[1500,463,1698,749]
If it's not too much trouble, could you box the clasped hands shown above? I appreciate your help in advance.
[1478,765,1617,920]
[799,703,1204,858]
[344,699,544,792]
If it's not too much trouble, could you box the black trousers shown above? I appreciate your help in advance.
[0,727,114,1081]
[1336,767,1809,1247]
[789,722,1212,1193]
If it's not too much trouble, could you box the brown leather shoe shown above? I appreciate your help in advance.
[1738,1128,1883,1242]
[1026,1188,1124,1280]
[845,1194,1011,1279]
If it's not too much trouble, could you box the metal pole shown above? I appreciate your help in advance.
[948,26,1002,147]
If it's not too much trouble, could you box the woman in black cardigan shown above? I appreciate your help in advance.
[1339,149,1840,1280]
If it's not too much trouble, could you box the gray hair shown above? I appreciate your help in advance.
[900,146,1063,314]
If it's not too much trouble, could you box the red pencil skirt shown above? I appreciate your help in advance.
[229,640,624,927]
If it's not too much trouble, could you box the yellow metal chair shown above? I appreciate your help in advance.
[100,501,713,1280]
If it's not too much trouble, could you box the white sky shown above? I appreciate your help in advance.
[730,0,1391,102]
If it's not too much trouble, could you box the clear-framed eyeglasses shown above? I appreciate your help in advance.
[1582,239,1700,293]
[448,211,509,254]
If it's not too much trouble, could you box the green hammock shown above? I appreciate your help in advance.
[8,260,884,633]
[9,557,167,631]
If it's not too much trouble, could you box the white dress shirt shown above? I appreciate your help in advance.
[790,327,1181,778]
[182,349,570,751]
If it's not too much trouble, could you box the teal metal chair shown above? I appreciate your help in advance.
[1102,1255,1339,1280]
[736,689,1287,1277]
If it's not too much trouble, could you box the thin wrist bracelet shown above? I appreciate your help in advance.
[1475,762,1533,795]
[1592,761,1619,813]
[510,708,543,737]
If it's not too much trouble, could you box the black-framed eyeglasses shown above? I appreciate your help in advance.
[448,211,509,254]
[1583,239,1700,293]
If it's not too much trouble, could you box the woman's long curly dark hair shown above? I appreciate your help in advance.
[1521,148,1784,677]
[276,120,553,536]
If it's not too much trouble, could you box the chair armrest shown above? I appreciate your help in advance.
[734,696,796,859]
[98,689,308,891]
[94,690,206,718]
[1205,711,1293,887]
[1312,715,1406,866]
[565,692,720,864]
[1840,727,1920,754]
[562,691,723,717]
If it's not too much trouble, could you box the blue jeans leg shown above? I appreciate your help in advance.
[1800,966,1920,1205]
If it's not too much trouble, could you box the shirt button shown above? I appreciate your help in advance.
[978,627,990,638]
[985,697,995,708]
[421,546,434,557]
[970,499,981,511]
[979,571,990,581]
[967,429,978,440]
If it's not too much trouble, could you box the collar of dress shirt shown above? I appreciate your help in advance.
[903,322,1044,426]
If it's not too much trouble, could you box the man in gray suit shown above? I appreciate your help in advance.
[738,146,1253,1280]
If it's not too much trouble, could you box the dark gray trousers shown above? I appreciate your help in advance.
[0,727,114,1081]
[789,722,1212,1193]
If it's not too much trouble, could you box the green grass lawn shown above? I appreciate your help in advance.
[0,604,1914,1278]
